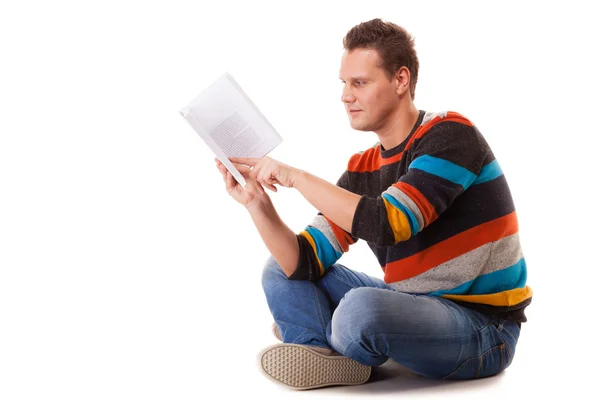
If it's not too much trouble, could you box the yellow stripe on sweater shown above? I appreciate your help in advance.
[383,197,412,243]
[442,286,533,307]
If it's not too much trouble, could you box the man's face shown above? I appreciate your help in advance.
[339,48,400,132]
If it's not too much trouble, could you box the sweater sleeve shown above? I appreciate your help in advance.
[351,120,486,246]
[289,171,359,281]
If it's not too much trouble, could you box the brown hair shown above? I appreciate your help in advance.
[343,18,419,99]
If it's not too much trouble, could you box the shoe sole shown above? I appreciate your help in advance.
[258,344,371,390]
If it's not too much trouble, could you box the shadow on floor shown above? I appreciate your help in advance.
[315,359,506,395]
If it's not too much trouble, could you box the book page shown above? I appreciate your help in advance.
[209,111,262,156]
[180,72,283,188]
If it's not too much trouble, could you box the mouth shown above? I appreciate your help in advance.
[349,109,362,114]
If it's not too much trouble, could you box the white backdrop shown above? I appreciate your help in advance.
[1,1,597,399]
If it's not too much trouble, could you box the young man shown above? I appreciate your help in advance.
[215,18,532,390]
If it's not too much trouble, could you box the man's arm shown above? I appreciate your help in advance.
[246,171,359,282]
[292,172,361,233]
[293,116,486,247]
[217,157,332,280]
[245,195,300,277]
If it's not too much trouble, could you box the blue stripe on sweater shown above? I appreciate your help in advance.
[382,193,419,235]
[473,160,503,185]
[409,155,477,190]
[429,258,527,296]
[305,226,342,268]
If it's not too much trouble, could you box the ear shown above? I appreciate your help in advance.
[395,66,411,96]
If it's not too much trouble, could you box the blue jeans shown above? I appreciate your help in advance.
[261,256,521,380]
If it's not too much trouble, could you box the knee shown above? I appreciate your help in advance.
[329,287,390,365]
[330,287,387,346]
[261,255,288,291]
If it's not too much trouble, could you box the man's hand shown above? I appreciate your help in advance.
[229,156,303,192]
[215,158,268,208]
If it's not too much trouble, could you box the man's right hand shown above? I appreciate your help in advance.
[215,158,269,208]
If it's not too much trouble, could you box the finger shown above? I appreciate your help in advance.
[255,179,266,195]
[252,177,267,195]
[262,179,278,192]
[219,164,235,190]
[216,160,227,176]
[219,161,254,180]
[219,161,262,193]
[225,170,236,190]
[229,162,253,178]
[220,164,231,186]
[229,157,259,167]
[257,175,278,192]
[217,163,226,179]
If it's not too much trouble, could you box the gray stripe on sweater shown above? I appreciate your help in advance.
[421,111,447,126]
[389,232,523,293]
[384,186,425,232]
[309,214,343,255]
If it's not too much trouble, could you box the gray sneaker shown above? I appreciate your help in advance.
[258,343,372,390]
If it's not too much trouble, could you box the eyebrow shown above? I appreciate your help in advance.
[339,76,369,81]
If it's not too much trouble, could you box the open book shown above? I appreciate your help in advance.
[179,72,283,187]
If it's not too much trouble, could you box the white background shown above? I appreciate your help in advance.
[1,1,598,399]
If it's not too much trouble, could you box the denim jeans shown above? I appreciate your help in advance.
[261,256,521,380]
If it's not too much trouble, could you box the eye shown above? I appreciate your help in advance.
[356,81,365,86]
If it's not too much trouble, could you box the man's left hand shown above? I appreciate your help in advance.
[228,156,302,192]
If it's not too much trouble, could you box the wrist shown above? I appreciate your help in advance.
[292,169,308,189]
[244,193,272,213]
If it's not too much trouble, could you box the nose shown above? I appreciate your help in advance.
[341,84,356,104]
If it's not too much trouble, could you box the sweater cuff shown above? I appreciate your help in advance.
[288,234,321,281]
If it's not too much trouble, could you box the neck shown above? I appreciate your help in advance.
[376,102,420,151]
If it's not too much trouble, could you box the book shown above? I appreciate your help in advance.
[179,72,283,187]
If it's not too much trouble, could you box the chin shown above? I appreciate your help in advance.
[350,120,372,132]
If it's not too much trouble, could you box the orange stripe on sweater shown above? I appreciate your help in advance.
[347,113,473,173]
[347,147,404,173]
[393,181,437,225]
[383,212,519,283]
[323,215,355,252]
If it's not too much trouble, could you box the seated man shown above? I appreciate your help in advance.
[215,18,532,391]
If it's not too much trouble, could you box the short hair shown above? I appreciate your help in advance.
[343,18,419,99]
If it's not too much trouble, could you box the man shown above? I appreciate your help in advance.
[215,18,532,390]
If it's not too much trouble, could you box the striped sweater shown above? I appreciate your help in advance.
[290,110,532,322]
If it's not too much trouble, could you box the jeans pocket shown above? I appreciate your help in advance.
[443,342,508,380]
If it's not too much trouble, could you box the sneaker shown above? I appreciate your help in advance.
[258,343,372,390]
[272,322,282,342]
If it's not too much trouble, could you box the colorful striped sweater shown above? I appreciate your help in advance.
[290,110,532,322]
